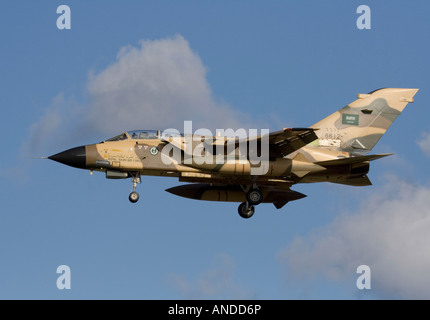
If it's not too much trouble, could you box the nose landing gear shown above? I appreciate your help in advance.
[129,174,141,203]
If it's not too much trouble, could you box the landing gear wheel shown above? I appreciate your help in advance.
[238,202,255,219]
[246,188,263,205]
[129,191,139,203]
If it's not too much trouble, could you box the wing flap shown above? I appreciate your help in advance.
[230,128,318,158]
[272,128,319,157]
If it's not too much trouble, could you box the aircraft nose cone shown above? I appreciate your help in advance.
[49,146,86,169]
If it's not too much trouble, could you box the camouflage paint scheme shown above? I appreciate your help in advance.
[49,88,419,218]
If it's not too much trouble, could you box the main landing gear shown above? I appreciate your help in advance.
[246,187,263,206]
[238,202,255,219]
[128,174,141,203]
[238,186,264,219]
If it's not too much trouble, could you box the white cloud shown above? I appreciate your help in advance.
[26,35,250,155]
[278,176,430,299]
[418,131,430,157]
[85,35,249,134]
[167,253,255,299]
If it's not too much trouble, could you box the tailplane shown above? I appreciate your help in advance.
[311,88,419,153]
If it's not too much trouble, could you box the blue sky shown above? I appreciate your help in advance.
[1,1,430,299]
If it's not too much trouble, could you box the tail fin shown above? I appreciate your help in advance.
[311,88,419,152]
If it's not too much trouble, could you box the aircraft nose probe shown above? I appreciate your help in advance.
[48,146,87,169]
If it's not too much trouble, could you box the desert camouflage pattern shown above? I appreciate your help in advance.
[311,88,418,152]
[48,88,419,218]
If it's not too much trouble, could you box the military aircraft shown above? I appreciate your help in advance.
[48,88,418,218]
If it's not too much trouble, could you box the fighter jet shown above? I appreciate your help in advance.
[48,88,418,218]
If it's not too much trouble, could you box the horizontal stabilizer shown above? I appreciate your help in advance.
[331,175,372,186]
[315,153,392,166]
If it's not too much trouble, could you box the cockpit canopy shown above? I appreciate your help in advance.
[105,130,160,142]
[128,130,159,140]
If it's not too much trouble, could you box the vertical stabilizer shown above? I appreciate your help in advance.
[311,88,418,152]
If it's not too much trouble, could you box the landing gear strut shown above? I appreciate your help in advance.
[129,174,141,203]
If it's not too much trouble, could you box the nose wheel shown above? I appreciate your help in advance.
[129,174,141,203]
[129,191,139,203]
